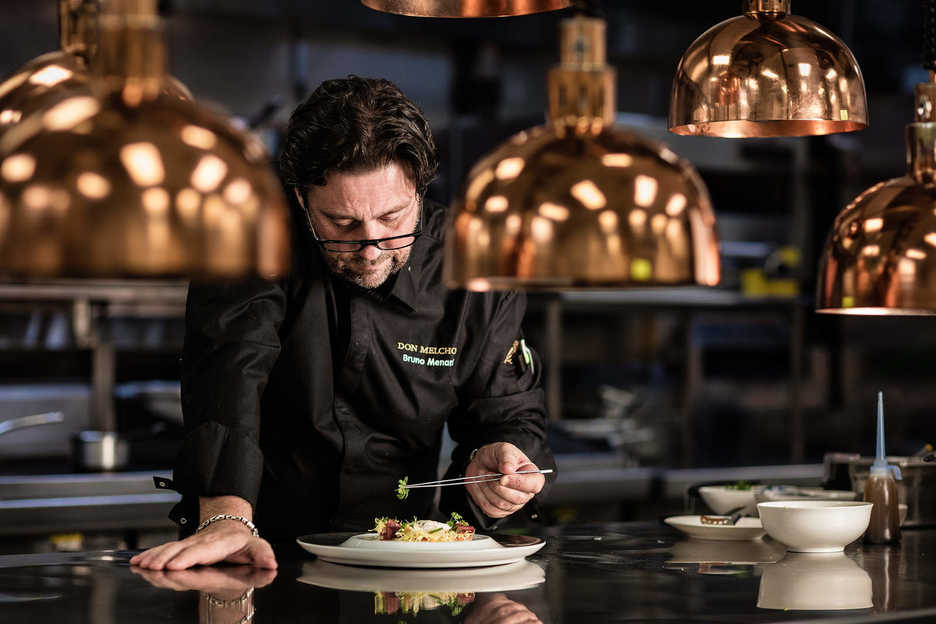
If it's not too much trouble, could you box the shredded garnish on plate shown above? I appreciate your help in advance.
[374,591,475,616]
[373,512,475,542]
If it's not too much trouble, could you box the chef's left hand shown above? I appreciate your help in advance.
[466,442,544,518]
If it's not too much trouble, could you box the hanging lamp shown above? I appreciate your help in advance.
[0,0,189,139]
[444,15,720,290]
[816,1,936,315]
[0,0,290,278]
[669,0,868,138]
[360,0,570,18]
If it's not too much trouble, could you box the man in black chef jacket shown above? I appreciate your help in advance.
[131,76,555,570]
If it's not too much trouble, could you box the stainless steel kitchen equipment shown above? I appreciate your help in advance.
[845,456,936,527]
[71,430,128,472]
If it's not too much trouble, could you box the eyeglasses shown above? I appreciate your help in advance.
[313,229,422,253]
[296,191,423,253]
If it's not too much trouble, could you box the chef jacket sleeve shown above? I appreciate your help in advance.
[442,290,556,527]
[170,278,286,517]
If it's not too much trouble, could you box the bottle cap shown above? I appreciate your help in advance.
[870,391,900,479]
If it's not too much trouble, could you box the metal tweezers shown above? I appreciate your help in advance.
[404,469,554,489]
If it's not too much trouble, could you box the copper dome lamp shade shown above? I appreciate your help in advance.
[444,15,720,291]
[669,0,868,138]
[361,0,570,18]
[0,0,190,139]
[0,0,100,137]
[0,0,290,278]
[816,1,936,315]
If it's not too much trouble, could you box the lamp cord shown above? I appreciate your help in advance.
[924,0,936,70]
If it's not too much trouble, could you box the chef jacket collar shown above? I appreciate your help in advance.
[385,233,424,313]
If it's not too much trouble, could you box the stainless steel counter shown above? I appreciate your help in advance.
[1,522,935,622]
[0,471,178,536]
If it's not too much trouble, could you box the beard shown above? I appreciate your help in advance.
[323,247,412,289]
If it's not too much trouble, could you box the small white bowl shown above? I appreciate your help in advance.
[699,485,761,515]
[757,501,872,553]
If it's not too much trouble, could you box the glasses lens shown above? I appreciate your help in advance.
[323,241,363,253]
[376,235,417,250]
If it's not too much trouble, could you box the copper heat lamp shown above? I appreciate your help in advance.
[0,0,290,278]
[0,0,190,139]
[444,16,720,290]
[360,0,570,17]
[816,1,936,315]
[669,0,868,137]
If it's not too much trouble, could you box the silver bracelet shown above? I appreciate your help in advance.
[204,587,253,608]
[197,514,259,537]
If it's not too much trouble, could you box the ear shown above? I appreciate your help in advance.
[293,187,304,207]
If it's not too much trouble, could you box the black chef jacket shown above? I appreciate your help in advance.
[167,199,555,540]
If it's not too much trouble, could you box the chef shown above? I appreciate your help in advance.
[131,76,555,570]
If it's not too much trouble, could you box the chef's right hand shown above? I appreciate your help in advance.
[129,521,277,570]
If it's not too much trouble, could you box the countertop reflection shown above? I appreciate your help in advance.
[2,522,936,622]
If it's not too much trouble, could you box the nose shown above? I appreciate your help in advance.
[357,243,382,261]
[356,220,385,261]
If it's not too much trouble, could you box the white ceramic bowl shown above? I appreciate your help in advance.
[757,501,872,553]
[699,485,761,515]
[757,552,872,610]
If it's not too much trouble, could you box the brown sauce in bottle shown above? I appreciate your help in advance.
[864,472,900,544]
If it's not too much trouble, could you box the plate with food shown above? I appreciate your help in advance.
[664,515,766,541]
[698,481,762,515]
[297,513,546,568]
[756,485,857,503]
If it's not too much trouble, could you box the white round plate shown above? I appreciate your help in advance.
[298,558,545,593]
[296,532,546,568]
[664,516,766,541]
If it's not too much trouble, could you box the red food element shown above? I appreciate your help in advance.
[453,522,475,540]
[379,519,401,540]
[456,592,476,605]
[383,593,400,614]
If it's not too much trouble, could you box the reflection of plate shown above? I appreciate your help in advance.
[668,538,785,564]
[298,559,545,593]
[664,516,765,541]
[758,552,872,610]
[297,532,546,568]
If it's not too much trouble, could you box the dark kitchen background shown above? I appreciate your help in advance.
[0,0,933,549]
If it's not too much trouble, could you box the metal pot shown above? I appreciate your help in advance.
[71,430,129,472]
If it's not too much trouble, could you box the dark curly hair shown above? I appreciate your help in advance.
[279,76,438,199]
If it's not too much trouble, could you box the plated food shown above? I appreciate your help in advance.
[699,484,760,515]
[297,532,546,568]
[700,484,857,516]
[374,513,475,542]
